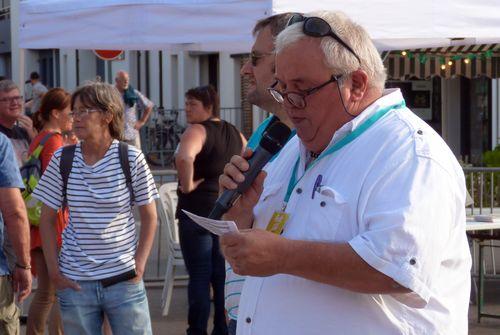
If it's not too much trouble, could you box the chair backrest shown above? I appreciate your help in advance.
[159,183,177,218]
[156,198,177,252]
[159,182,179,242]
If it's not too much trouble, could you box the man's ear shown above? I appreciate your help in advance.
[349,70,369,101]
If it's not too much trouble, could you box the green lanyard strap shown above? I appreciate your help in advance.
[284,101,406,204]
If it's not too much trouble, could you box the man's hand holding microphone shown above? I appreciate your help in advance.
[215,122,293,277]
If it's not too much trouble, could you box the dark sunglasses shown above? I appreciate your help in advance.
[287,13,361,64]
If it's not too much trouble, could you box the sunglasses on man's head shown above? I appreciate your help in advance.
[287,13,361,65]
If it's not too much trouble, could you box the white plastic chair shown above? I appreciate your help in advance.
[158,183,186,316]
[159,182,180,243]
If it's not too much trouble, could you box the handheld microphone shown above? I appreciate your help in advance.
[208,122,291,220]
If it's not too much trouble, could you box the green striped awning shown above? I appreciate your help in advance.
[383,44,500,79]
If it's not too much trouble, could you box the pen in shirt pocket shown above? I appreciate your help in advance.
[311,174,323,199]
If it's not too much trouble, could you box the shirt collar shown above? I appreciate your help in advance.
[298,88,405,168]
[332,88,404,143]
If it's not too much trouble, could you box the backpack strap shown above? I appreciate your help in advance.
[39,132,56,146]
[118,142,135,204]
[31,132,56,159]
[60,144,76,207]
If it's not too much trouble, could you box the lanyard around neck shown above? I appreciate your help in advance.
[284,101,405,205]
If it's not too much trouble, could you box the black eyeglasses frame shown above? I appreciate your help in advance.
[267,75,342,109]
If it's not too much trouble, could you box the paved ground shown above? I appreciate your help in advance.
[21,279,500,334]
[468,281,500,335]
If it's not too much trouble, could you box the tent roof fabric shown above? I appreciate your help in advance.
[384,44,500,79]
[19,0,270,52]
[19,0,500,52]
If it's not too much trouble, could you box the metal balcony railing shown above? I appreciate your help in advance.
[144,167,500,282]
[463,167,500,215]
[141,107,243,169]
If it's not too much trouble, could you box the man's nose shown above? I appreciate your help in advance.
[240,59,252,76]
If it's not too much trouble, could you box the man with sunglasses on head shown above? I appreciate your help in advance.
[220,11,470,335]
[225,13,295,335]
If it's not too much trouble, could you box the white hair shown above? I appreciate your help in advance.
[275,11,386,91]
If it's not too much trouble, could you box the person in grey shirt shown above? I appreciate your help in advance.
[26,72,48,116]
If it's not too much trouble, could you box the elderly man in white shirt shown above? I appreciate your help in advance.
[219,10,471,335]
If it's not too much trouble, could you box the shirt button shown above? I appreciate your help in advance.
[246,317,252,323]
[417,130,423,135]
[409,258,417,265]
[296,188,302,194]
[320,201,326,207]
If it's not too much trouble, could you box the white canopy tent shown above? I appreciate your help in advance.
[19,0,500,52]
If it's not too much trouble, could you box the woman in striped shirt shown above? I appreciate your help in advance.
[33,82,158,335]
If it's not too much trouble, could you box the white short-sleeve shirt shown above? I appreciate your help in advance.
[236,89,471,335]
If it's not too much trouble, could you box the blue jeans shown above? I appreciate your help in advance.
[57,279,152,335]
[178,211,228,335]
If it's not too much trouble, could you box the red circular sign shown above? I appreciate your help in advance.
[93,50,124,61]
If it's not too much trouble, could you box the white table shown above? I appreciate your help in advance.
[466,218,500,231]
[466,217,500,322]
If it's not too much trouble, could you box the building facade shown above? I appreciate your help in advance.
[2,1,499,166]
[383,46,500,165]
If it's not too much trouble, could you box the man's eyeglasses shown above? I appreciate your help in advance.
[250,50,273,67]
[0,96,23,104]
[267,75,342,109]
[69,108,100,118]
[287,13,361,64]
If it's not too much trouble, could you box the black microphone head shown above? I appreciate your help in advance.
[260,122,292,155]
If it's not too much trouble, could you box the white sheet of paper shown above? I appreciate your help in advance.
[182,210,239,236]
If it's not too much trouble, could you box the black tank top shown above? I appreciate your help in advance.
[177,119,243,217]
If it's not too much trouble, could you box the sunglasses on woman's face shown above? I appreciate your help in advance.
[287,13,361,64]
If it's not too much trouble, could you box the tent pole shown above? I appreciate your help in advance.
[12,48,25,97]
[10,0,25,96]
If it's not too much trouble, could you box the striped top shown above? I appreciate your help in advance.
[32,140,158,280]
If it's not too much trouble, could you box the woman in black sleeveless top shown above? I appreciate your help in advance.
[175,85,245,335]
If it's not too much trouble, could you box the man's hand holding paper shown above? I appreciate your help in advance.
[181,210,239,236]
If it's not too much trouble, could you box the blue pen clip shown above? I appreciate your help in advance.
[311,174,323,199]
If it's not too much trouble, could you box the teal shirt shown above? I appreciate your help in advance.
[247,116,274,151]
[247,116,295,161]
[225,115,295,320]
